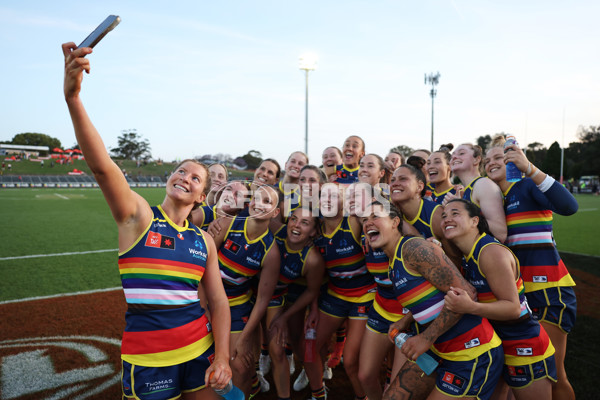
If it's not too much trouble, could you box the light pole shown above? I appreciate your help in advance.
[299,53,317,156]
[425,72,441,152]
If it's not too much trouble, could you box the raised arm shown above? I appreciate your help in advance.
[473,178,507,243]
[505,144,578,215]
[62,43,150,248]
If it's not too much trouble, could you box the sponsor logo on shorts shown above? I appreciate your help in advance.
[464,338,481,349]
[442,371,465,389]
[516,347,533,356]
[532,275,548,283]
[357,305,367,315]
[145,231,175,250]
[144,379,175,393]
[508,365,527,376]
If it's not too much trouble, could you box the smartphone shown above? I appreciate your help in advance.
[78,15,121,49]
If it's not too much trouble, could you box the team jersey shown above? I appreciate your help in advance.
[462,176,483,206]
[425,182,434,200]
[118,206,213,367]
[503,178,576,292]
[197,204,217,231]
[218,216,275,306]
[362,234,405,321]
[314,216,375,302]
[336,164,360,185]
[278,180,302,218]
[463,233,555,366]
[431,186,457,205]
[403,198,440,239]
[389,236,501,362]
[273,228,314,300]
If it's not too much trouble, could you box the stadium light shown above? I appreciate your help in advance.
[299,53,318,156]
[425,72,441,152]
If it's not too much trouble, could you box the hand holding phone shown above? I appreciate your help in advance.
[78,15,121,49]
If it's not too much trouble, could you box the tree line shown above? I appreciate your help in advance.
[3,126,599,179]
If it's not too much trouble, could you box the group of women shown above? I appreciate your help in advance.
[64,41,578,400]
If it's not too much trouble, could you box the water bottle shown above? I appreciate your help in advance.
[504,135,522,182]
[304,327,317,363]
[213,380,245,400]
[389,329,438,375]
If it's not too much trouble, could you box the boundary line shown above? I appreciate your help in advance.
[0,248,118,261]
[0,287,122,305]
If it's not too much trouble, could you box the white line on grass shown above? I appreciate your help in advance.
[0,248,118,261]
[0,287,122,305]
[578,208,598,212]
[54,193,69,200]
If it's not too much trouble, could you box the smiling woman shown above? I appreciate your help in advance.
[62,41,232,399]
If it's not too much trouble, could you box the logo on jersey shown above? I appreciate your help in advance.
[145,231,175,250]
[464,338,481,349]
[516,347,533,356]
[177,233,184,240]
[442,372,465,389]
[532,275,548,283]
[224,239,240,254]
[319,246,327,256]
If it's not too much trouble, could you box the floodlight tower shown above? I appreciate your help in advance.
[299,53,318,156]
[425,72,441,152]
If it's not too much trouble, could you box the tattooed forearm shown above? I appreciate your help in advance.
[422,306,462,342]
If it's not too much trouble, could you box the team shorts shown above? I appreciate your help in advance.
[230,301,254,332]
[435,345,503,400]
[285,283,305,304]
[268,295,285,309]
[526,286,577,333]
[122,344,215,399]
[319,291,371,319]
[503,355,557,388]
[366,303,403,334]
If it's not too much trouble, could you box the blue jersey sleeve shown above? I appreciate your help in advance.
[527,178,578,216]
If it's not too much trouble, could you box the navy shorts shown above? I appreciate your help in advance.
[435,345,503,400]
[319,291,371,319]
[230,301,254,332]
[122,344,214,399]
[527,286,577,333]
[503,355,557,388]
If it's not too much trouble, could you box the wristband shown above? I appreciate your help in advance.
[530,168,540,179]
[537,175,554,193]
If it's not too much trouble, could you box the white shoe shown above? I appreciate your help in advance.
[288,354,296,375]
[323,364,333,380]
[293,368,309,391]
[258,372,270,392]
[259,353,271,375]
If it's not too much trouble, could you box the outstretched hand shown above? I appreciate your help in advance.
[62,43,93,102]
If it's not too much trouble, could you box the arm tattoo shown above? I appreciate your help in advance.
[402,238,463,342]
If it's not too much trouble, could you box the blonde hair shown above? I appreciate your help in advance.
[489,134,507,150]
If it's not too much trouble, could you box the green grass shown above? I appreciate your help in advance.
[0,188,164,301]
[553,194,600,256]
[1,157,256,179]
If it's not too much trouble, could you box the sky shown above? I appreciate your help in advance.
[1,1,599,167]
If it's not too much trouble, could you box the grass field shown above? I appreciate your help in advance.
[0,188,598,399]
